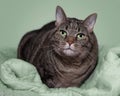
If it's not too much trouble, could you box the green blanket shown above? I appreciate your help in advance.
[0,46,120,96]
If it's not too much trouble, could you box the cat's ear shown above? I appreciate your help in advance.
[55,6,67,26]
[83,13,97,33]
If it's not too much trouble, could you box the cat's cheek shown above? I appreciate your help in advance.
[54,46,64,55]
[71,44,82,52]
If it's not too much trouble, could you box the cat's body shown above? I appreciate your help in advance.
[18,6,98,88]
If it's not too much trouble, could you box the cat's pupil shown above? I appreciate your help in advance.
[79,34,82,37]
[77,33,86,40]
[79,33,84,37]
[62,31,65,34]
[60,30,66,35]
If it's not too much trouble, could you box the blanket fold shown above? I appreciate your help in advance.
[0,46,120,96]
[0,59,47,92]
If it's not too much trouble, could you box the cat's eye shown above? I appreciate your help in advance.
[77,33,86,40]
[60,30,67,38]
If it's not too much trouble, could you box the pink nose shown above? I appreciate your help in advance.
[66,37,75,45]
[67,41,73,45]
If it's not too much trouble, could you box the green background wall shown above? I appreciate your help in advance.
[0,0,120,48]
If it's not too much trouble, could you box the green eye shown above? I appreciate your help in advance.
[77,33,86,40]
[60,30,67,38]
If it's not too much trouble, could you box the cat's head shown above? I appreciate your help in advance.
[53,6,97,57]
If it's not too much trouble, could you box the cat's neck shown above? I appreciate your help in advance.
[54,51,84,66]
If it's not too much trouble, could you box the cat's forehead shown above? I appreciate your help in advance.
[59,18,85,32]
[68,19,80,29]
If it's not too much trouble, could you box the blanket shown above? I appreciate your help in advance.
[0,46,120,96]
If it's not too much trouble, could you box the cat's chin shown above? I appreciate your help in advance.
[63,49,79,57]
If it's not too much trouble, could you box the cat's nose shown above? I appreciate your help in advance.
[66,37,75,46]
[67,41,73,46]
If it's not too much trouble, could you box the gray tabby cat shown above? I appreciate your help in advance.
[17,6,98,88]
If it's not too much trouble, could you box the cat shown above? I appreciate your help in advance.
[17,6,98,88]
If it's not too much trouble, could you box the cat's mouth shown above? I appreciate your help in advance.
[65,48,74,51]
[63,48,78,56]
